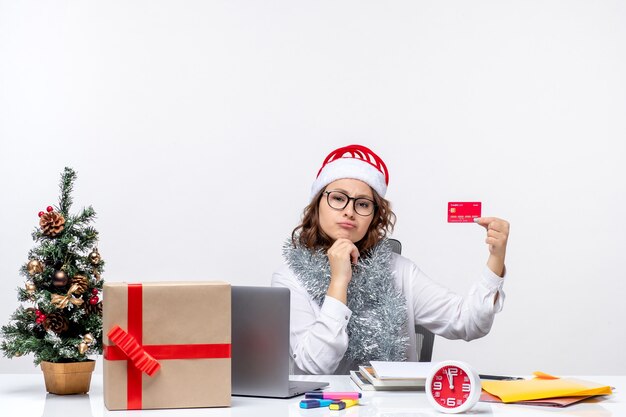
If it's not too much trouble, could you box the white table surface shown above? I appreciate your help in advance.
[0,374,621,417]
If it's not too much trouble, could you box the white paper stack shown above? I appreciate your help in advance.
[349,361,434,391]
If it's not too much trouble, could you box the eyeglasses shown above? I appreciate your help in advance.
[324,191,376,216]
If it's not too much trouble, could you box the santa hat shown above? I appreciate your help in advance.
[310,144,389,200]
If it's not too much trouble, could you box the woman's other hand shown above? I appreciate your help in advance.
[475,217,509,277]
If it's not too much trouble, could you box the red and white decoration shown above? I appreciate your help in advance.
[310,144,389,200]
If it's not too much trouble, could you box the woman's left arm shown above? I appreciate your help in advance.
[407,260,505,341]
[474,217,510,277]
[406,216,510,340]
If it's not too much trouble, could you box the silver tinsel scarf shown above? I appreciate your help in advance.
[283,238,409,365]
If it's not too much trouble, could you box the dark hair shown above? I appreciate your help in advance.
[291,187,396,254]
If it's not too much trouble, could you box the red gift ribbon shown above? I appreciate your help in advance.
[103,283,231,410]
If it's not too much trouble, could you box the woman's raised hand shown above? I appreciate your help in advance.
[475,217,510,277]
[326,238,360,304]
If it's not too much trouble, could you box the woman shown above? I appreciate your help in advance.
[272,144,509,375]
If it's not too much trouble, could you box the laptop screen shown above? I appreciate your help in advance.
[231,286,291,396]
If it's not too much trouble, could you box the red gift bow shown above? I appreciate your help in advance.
[103,283,231,410]
[107,325,161,376]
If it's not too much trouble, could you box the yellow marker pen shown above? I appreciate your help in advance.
[329,399,359,410]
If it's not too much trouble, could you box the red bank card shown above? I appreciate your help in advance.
[448,202,481,223]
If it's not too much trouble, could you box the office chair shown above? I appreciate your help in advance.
[388,238,435,362]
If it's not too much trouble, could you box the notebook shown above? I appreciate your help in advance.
[231,286,328,397]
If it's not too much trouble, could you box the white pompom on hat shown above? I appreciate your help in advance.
[310,144,389,200]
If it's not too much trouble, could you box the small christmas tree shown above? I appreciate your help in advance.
[1,167,104,364]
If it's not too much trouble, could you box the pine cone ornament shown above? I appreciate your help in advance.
[70,274,89,295]
[84,301,102,315]
[25,307,37,319]
[39,211,65,237]
[43,312,69,334]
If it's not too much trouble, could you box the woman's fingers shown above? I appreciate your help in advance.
[327,239,360,285]
[476,217,510,256]
[329,238,360,263]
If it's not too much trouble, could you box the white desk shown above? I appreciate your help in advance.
[0,374,621,417]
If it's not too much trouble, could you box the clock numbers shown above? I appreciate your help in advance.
[426,361,481,413]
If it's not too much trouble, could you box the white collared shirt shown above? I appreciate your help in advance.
[271,252,505,375]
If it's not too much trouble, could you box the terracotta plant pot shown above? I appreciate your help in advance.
[40,360,96,395]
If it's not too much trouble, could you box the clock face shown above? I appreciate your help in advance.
[430,365,473,408]
[426,361,481,413]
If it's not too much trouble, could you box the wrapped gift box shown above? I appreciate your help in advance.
[103,282,231,410]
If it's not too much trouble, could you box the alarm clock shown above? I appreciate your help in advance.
[425,360,482,414]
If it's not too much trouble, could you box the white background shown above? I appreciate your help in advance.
[1,1,625,376]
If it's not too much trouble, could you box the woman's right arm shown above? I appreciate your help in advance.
[271,266,351,375]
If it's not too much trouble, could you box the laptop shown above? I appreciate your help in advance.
[231,286,329,397]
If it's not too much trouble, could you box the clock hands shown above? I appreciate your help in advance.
[446,368,454,389]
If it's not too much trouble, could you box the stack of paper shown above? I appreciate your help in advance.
[349,370,376,391]
[370,361,434,380]
[481,372,612,407]
[349,361,433,391]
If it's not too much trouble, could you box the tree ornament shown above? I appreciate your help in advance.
[83,333,94,344]
[89,295,99,305]
[78,342,89,355]
[88,248,101,265]
[91,288,98,295]
[38,211,44,217]
[27,260,44,276]
[46,206,54,212]
[25,282,36,294]
[43,313,69,334]
[85,301,102,315]
[69,274,89,295]
[51,284,84,309]
[53,270,68,287]
[35,310,47,325]
[39,211,65,237]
